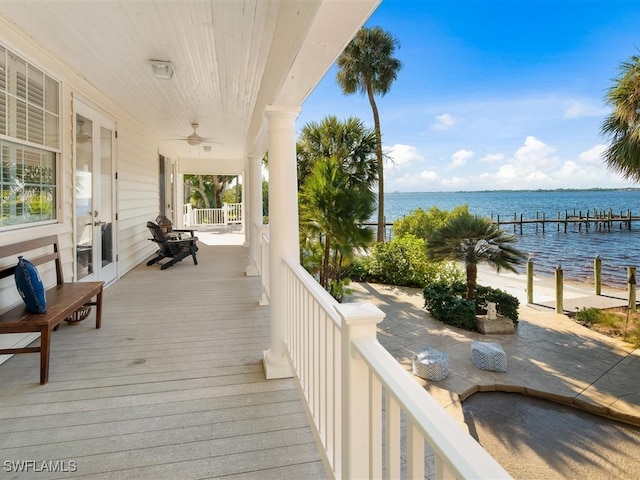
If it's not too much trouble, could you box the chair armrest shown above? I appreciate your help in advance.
[171,229,196,237]
[166,237,198,245]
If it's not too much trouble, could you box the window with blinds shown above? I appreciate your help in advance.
[0,45,59,228]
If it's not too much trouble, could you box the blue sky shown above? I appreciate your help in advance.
[298,0,640,192]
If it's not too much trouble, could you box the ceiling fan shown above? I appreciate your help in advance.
[173,122,216,146]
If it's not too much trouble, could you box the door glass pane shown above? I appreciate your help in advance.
[75,114,93,280]
[100,126,113,267]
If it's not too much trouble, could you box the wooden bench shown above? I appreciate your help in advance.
[0,235,104,384]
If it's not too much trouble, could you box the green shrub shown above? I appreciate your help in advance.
[393,205,470,240]
[574,307,601,324]
[329,278,352,303]
[360,235,463,288]
[423,281,477,331]
[474,285,520,324]
[367,235,428,287]
[347,257,370,282]
[423,281,520,331]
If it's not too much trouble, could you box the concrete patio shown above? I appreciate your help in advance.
[347,279,640,428]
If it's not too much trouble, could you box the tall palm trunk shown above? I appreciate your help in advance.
[367,86,385,242]
[322,234,331,288]
[465,263,478,300]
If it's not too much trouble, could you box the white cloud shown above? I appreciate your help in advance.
[449,149,473,168]
[512,136,558,170]
[381,136,637,193]
[563,101,588,119]
[480,153,504,164]
[563,99,608,119]
[432,113,455,131]
[578,144,607,165]
[384,143,423,170]
[420,170,440,180]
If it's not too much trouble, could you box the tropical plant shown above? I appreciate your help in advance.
[296,115,378,189]
[337,26,402,242]
[422,281,520,331]
[299,156,375,299]
[601,54,640,181]
[423,281,477,331]
[359,234,463,288]
[426,212,526,300]
[393,205,470,240]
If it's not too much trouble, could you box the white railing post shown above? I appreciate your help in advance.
[223,203,229,225]
[183,204,193,227]
[335,302,385,479]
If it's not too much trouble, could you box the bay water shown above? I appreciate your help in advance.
[383,189,640,289]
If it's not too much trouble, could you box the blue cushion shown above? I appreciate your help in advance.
[14,256,47,314]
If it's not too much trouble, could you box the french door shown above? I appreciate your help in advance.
[74,101,117,284]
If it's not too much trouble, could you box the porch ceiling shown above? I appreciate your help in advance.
[0,0,378,165]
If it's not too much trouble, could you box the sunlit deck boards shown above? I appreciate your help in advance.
[0,243,325,479]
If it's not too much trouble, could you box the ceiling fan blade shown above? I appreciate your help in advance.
[165,123,219,146]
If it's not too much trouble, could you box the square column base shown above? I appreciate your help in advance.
[263,348,293,379]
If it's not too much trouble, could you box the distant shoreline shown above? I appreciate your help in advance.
[387,187,640,195]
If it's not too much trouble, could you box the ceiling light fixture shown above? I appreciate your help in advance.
[149,59,174,80]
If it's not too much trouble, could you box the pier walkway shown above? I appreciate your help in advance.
[492,209,640,234]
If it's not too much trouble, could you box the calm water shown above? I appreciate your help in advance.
[382,189,640,288]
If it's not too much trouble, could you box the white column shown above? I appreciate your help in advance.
[245,154,262,275]
[263,105,300,379]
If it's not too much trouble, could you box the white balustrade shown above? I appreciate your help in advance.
[187,203,243,226]
[282,256,512,480]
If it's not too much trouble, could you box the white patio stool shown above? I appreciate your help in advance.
[470,340,507,372]
[412,348,449,381]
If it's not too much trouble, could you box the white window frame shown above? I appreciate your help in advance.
[0,42,61,230]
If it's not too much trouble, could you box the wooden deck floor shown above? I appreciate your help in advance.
[0,243,325,479]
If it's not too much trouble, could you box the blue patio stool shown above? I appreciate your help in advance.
[470,340,507,372]
[412,348,449,381]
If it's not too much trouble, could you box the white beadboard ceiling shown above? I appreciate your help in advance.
[0,0,379,166]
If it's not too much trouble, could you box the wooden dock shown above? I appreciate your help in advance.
[492,208,640,234]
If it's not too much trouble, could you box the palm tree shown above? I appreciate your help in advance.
[337,26,402,242]
[297,115,378,190]
[426,213,525,300]
[299,156,375,293]
[601,54,640,180]
[297,116,378,299]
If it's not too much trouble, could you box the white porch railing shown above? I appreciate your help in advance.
[283,258,511,479]
[256,225,511,479]
[183,203,242,227]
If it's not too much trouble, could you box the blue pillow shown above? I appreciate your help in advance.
[14,256,47,314]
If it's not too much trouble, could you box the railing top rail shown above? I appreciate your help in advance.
[284,256,342,326]
[353,337,512,480]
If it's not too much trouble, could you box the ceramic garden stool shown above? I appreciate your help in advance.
[470,340,507,372]
[412,347,449,381]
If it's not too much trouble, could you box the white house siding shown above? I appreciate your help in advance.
[0,15,174,353]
